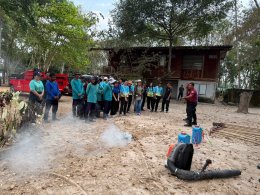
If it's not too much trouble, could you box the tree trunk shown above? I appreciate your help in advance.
[237,92,253,114]
[253,0,259,8]
[168,39,172,73]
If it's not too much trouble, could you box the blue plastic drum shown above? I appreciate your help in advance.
[192,126,202,144]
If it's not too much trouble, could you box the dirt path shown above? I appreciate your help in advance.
[0,96,260,195]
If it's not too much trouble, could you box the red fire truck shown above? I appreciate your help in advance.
[9,70,71,94]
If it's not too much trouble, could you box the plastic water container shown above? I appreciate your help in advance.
[178,132,191,144]
[192,126,203,144]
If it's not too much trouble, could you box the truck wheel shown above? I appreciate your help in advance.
[10,85,16,92]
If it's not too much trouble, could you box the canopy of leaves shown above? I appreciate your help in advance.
[220,7,260,89]
[111,0,233,73]
[112,0,233,43]
[0,0,97,74]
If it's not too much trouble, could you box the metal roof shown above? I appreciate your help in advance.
[90,45,232,51]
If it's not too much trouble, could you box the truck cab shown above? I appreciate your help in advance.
[9,70,70,94]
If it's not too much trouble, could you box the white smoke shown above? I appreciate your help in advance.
[101,125,132,147]
[1,126,49,174]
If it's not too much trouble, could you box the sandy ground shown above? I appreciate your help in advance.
[0,90,260,195]
[0,86,10,92]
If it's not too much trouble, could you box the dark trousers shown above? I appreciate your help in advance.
[127,95,133,112]
[178,92,183,101]
[147,96,153,110]
[72,99,82,117]
[104,100,112,115]
[86,102,96,119]
[120,97,128,115]
[44,99,58,121]
[187,102,197,125]
[141,94,146,110]
[161,98,170,112]
[95,102,101,118]
[28,100,44,123]
[154,96,161,112]
[98,100,104,111]
[111,95,119,115]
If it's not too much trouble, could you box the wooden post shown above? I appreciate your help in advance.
[237,92,253,114]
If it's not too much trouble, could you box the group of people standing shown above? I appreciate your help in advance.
[70,73,174,122]
[28,71,61,123]
[28,70,198,127]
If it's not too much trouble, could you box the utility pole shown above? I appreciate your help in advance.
[235,0,241,89]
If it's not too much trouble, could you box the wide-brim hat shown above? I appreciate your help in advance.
[109,78,116,84]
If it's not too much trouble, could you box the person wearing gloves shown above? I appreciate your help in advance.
[43,73,61,122]
[127,80,135,113]
[103,78,114,120]
[111,81,120,115]
[154,82,164,112]
[119,81,129,116]
[85,76,99,122]
[134,80,143,116]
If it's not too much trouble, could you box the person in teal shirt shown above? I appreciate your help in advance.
[154,82,164,112]
[85,77,99,122]
[29,71,45,123]
[71,73,84,117]
[103,79,114,120]
[127,81,135,112]
[119,81,129,115]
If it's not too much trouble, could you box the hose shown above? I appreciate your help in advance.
[167,159,241,181]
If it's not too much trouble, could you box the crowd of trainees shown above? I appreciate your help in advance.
[70,73,174,122]
[27,71,197,127]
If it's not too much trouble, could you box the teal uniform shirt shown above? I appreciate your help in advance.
[71,79,84,100]
[97,84,103,102]
[86,83,98,103]
[147,87,154,97]
[155,86,163,96]
[120,85,129,97]
[103,83,113,101]
[29,79,44,93]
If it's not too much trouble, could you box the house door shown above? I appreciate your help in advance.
[171,80,178,99]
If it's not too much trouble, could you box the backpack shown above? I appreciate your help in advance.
[168,143,194,171]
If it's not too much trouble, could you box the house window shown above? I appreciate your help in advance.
[183,55,203,70]
[208,55,218,59]
[199,84,207,95]
[194,83,207,95]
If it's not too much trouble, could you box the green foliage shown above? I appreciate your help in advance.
[0,0,97,75]
[112,0,233,72]
[221,8,260,89]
